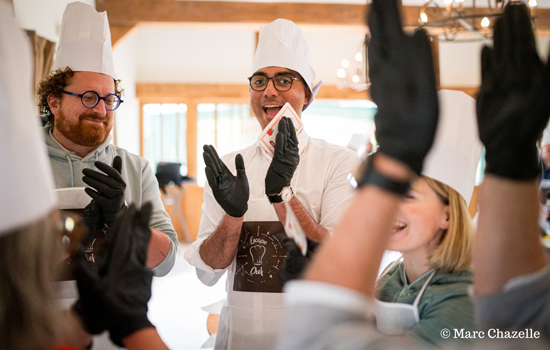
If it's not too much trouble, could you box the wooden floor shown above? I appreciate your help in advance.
[148,242,226,349]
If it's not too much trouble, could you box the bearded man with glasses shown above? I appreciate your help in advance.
[36,2,177,284]
[185,18,361,350]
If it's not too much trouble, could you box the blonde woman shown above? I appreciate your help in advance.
[372,90,481,346]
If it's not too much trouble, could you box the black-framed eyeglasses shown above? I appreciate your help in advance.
[62,90,124,111]
[247,75,300,92]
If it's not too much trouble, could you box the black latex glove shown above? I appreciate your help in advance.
[203,145,249,217]
[477,3,550,180]
[265,117,300,196]
[82,156,126,224]
[73,203,155,346]
[278,237,320,285]
[367,0,438,175]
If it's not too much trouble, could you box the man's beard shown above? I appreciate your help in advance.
[55,110,112,148]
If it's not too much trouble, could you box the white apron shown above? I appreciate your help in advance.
[374,260,436,335]
[215,197,288,350]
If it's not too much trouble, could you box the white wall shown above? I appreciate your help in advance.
[136,27,255,83]
[113,33,140,154]
[13,0,95,42]
[135,26,366,85]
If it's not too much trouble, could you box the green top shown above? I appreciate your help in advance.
[375,261,475,347]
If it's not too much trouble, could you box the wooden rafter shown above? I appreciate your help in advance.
[98,1,550,47]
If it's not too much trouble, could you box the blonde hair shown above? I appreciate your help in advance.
[423,176,474,273]
[0,211,63,350]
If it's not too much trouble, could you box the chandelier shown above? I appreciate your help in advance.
[336,35,371,92]
[418,0,538,41]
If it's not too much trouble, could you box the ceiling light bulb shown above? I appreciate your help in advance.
[420,12,428,23]
[529,0,537,7]
[444,0,452,4]
[341,59,350,68]
[355,52,362,62]
[65,217,75,232]
[352,74,360,83]
[481,17,490,28]
[337,68,346,79]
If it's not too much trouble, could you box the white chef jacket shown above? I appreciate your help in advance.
[185,129,360,350]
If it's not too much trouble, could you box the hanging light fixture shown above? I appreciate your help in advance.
[417,0,537,42]
[336,35,371,91]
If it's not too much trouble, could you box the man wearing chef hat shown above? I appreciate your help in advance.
[36,2,177,277]
[185,19,360,350]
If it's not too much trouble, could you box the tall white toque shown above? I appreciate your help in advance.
[252,18,322,110]
[422,90,483,206]
[0,1,57,234]
[52,1,116,78]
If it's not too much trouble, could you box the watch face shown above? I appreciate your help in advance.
[281,187,293,202]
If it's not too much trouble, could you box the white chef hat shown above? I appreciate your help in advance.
[0,1,57,234]
[252,19,322,110]
[541,121,550,147]
[422,90,483,206]
[52,1,116,78]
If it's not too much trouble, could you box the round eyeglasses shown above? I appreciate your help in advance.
[62,90,123,111]
[248,75,300,92]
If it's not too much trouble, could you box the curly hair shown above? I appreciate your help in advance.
[36,67,124,125]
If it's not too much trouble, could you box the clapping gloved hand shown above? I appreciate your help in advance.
[265,117,299,203]
[358,0,438,189]
[278,238,320,285]
[73,203,155,346]
[476,2,550,181]
[82,156,127,225]
[203,145,249,217]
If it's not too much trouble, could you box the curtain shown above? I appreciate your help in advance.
[25,30,56,100]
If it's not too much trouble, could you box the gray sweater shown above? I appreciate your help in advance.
[44,125,177,276]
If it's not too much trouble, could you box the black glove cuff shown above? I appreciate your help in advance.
[357,154,411,196]
[110,318,155,347]
[71,302,105,335]
[484,149,540,181]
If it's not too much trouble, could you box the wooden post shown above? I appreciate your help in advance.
[430,36,441,91]
[187,102,198,178]
[139,101,144,156]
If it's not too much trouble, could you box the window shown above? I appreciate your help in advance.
[196,103,261,186]
[302,100,377,157]
[143,103,188,175]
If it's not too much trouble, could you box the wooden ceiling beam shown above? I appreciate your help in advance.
[97,1,368,27]
[99,1,550,45]
[136,83,478,102]
[136,83,371,101]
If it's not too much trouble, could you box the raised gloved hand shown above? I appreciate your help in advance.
[82,156,126,224]
[203,145,249,217]
[73,203,155,346]
[367,0,438,175]
[476,2,550,180]
[278,237,320,285]
[265,117,300,197]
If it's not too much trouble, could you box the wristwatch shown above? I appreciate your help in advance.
[268,186,294,203]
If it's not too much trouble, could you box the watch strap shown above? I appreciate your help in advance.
[268,194,283,203]
[357,154,411,196]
